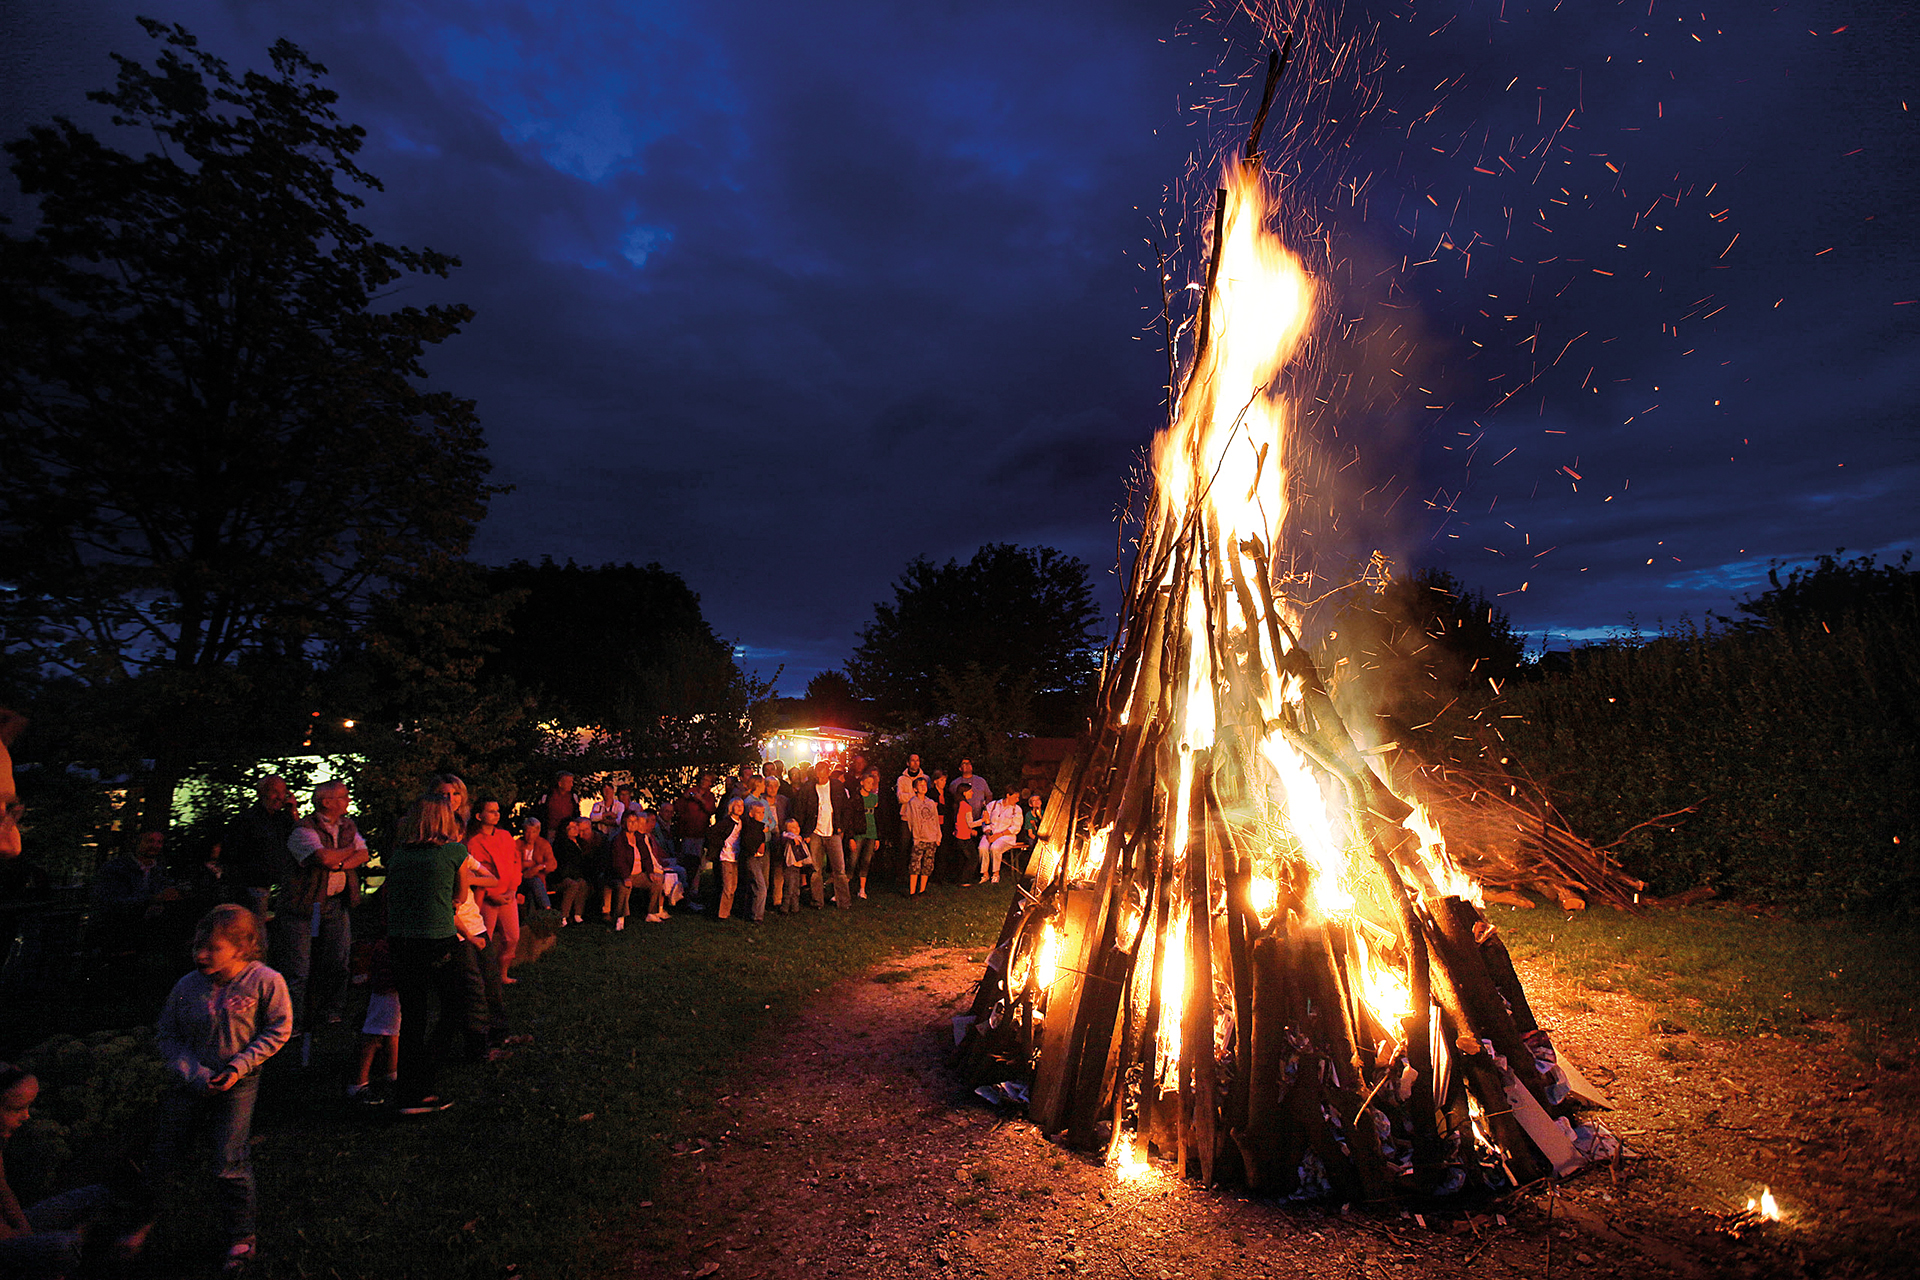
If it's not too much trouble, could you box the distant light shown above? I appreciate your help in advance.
[342,719,357,729]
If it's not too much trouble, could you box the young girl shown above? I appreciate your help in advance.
[151,904,293,1273]
[1,1063,120,1276]
[1019,791,1044,870]
[346,892,398,1104]
[778,819,812,914]
[847,773,881,899]
[952,791,979,887]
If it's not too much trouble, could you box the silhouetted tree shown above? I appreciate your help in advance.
[481,559,766,797]
[1730,550,1917,631]
[801,670,862,726]
[1326,567,1526,740]
[0,21,494,823]
[847,544,1102,733]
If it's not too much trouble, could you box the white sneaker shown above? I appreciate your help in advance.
[614,917,625,932]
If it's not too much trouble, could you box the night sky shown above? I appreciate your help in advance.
[4,1,1915,694]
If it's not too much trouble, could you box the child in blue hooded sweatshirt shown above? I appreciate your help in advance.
[151,904,292,1273]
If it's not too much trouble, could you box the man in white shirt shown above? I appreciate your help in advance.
[895,753,926,865]
[791,762,854,909]
[277,780,370,1032]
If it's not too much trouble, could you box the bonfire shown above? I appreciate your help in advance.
[956,43,1617,1202]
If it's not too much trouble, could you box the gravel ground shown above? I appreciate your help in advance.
[609,937,1918,1280]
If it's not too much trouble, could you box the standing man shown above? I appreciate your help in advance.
[790,762,855,909]
[894,753,926,855]
[538,772,579,836]
[91,829,183,947]
[221,775,294,919]
[952,757,990,826]
[278,780,369,1036]
[670,773,716,909]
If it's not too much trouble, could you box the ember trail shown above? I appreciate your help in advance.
[955,38,1616,1201]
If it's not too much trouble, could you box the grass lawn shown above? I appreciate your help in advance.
[223,886,1010,1279]
[1491,900,1920,1052]
[31,884,1918,1276]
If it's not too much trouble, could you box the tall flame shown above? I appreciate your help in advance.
[1140,156,1476,1029]
[1154,162,1314,553]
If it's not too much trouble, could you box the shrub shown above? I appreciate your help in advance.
[1499,607,1917,916]
[9,1027,169,1204]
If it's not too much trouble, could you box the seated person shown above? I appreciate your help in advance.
[90,831,184,949]
[0,1063,120,1277]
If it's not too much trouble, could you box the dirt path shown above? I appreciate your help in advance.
[611,945,1917,1279]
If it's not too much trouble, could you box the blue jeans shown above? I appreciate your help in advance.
[745,854,769,921]
[150,1075,260,1242]
[271,893,351,1030]
[0,1184,109,1277]
[807,835,849,908]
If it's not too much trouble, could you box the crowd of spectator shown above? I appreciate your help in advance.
[0,747,1046,1274]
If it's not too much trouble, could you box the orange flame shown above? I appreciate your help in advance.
[1157,917,1188,1073]
[1035,922,1059,992]
[1354,930,1413,1027]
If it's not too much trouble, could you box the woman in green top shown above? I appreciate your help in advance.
[847,772,882,900]
[384,796,497,1114]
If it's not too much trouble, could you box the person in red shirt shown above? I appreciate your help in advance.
[464,800,522,983]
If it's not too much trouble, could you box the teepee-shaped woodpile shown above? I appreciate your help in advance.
[956,50,1614,1201]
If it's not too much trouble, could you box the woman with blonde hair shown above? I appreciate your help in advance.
[430,773,472,832]
[383,795,496,1114]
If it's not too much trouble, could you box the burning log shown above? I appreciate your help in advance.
[1408,749,1660,911]
[955,41,1616,1203]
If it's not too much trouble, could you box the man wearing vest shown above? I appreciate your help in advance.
[276,780,369,1036]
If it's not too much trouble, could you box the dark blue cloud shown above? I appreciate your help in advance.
[4,0,1913,691]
